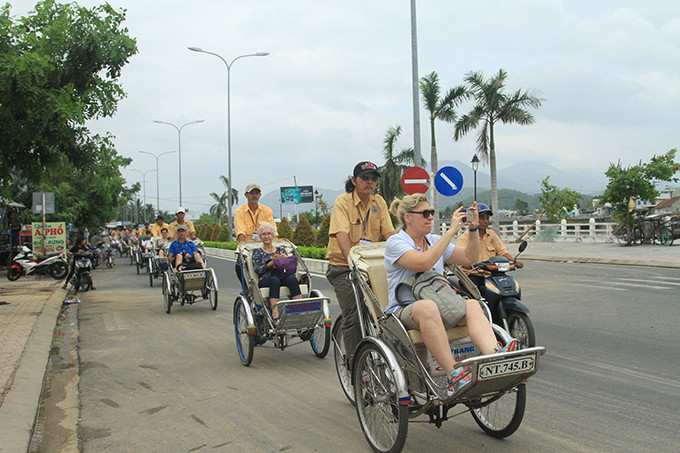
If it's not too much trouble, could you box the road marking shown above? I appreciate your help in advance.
[103,312,128,331]
[620,277,680,287]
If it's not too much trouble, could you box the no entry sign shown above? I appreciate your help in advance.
[401,166,430,195]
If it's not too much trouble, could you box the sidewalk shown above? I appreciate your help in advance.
[0,241,678,451]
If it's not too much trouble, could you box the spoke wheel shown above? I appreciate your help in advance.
[149,271,154,287]
[506,311,536,348]
[354,342,408,453]
[661,228,673,246]
[50,261,68,279]
[234,298,254,366]
[208,276,218,310]
[310,323,331,358]
[333,315,355,405]
[163,273,172,314]
[7,267,22,281]
[471,384,526,438]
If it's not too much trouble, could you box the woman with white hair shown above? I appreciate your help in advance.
[251,222,302,321]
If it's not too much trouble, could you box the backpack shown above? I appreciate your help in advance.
[396,270,466,327]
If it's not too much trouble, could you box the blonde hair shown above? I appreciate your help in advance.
[389,193,429,230]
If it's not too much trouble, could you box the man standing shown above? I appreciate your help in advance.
[233,183,276,243]
[168,207,195,240]
[150,215,169,238]
[326,161,395,364]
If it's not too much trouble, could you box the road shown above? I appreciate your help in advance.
[74,254,680,452]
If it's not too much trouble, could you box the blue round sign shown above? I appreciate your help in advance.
[434,166,464,196]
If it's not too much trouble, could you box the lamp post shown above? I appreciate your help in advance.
[153,120,204,207]
[314,189,319,227]
[131,169,157,212]
[471,154,480,202]
[139,150,176,214]
[188,46,269,239]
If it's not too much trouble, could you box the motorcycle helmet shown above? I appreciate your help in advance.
[477,203,492,216]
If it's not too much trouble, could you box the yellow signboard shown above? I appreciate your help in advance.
[32,222,67,255]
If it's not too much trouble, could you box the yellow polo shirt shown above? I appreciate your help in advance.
[167,220,195,240]
[234,203,276,241]
[327,191,394,266]
[456,228,508,275]
[150,222,170,238]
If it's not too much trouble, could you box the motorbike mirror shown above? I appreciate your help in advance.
[518,240,528,253]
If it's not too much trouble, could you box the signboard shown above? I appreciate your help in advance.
[32,192,55,214]
[400,166,430,195]
[434,166,464,196]
[280,186,314,204]
[32,222,67,255]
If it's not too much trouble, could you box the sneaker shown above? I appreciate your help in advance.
[495,338,520,354]
[448,366,471,393]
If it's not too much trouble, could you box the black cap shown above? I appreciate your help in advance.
[353,161,380,178]
[156,215,164,220]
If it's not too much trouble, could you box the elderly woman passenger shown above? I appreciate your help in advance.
[251,222,302,321]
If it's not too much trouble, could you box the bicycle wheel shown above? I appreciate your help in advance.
[661,228,673,246]
[506,311,536,348]
[234,297,254,366]
[353,342,408,453]
[208,275,218,310]
[471,384,526,438]
[310,322,331,358]
[162,273,172,314]
[332,314,355,405]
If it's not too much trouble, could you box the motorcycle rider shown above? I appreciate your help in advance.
[456,203,523,289]
[63,236,96,290]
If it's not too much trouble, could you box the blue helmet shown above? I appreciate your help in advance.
[477,203,492,216]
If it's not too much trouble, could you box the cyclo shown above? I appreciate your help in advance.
[332,243,545,453]
[233,239,331,366]
[161,248,218,314]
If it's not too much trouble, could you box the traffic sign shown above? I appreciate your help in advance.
[434,166,464,196]
[401,166,430,195]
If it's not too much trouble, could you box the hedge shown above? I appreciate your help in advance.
[204,241,327,260]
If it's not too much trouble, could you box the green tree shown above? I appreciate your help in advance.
[513,199,529,216]
[377,125,417,206]
[602,149,680,244]
[293,215,316,246]
[277,217,294,240]
[217,225,230,242]
[420,71,468,232]
[316,213,331,247]
[0,1,137,194]
[210,224,221,241]
[455,69,543,231]
[209,175,238,226]
[196,213,216,226]
[538,176,583,223]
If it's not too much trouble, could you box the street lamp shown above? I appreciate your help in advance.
[314,189,319,227]
[153,119,204,207]
[471,154,480,202]
[188,46,269,239]
[139,150,176,214]
[131,169,157,207]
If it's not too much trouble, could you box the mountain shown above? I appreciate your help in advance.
[260,187,344,220]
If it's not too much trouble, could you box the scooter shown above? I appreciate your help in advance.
[103,245,115,268]
[6,246,69,281]
[70,250,93,292]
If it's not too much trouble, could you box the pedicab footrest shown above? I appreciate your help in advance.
[276,297,329,331]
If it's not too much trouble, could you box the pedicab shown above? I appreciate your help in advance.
[233,239,331,366]
[332,243,546,452]
[161,254,218,314]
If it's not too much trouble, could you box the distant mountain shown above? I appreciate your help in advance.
[260,187,343,220]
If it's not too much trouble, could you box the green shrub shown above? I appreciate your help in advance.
[316,213,331,247]
[210,224,221,241]
[217,224,230,242]
[278,217,294,240]
[204,241,238,250]
[204,225,214,241]
[293,215,315,246]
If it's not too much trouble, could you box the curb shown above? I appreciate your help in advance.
[521,254,680,269]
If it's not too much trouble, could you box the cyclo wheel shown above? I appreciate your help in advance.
[506,311,536,348]
[234,297,254,366]
[332,314,355,405]
[162,273,172,314]
[310,322,331,358]
[208,275,218,311]
[149,271,154,287]
[353,342,408,453]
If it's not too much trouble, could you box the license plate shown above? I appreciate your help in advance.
[183,271,204,280]
[285,301,322,314]
[478,355,535,380]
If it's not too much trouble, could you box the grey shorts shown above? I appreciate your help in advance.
[394,298,466,331]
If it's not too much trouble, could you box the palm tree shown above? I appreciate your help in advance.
[420,71,468,232]
[210,175,238,226]
[377,125,417,205]
[455,69,543,231]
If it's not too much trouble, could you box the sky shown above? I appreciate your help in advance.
[8,0,680,216]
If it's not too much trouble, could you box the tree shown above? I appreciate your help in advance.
[209,175,238,226]
[513,199,529,216]
[455,69,543,231]
[217,225,230,242]
[602,149,680,244]
[197,224,207,240]
[0,1,137,195]
[204,225,214,241]
[277,217,294,240]
[316,213,331,247]
[377,125,417,206]
[538,176,583,223]
[293,215,316,246]
[420,71,468,233]
[210,224,221,241]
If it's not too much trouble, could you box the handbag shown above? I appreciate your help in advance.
[396,270,466,327]
[272,255,298,280]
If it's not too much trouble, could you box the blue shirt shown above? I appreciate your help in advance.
[384,230,454,313]
[167,239,198,258]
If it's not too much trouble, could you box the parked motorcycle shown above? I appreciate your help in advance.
[6,246,69,281]
[70,250,93,292]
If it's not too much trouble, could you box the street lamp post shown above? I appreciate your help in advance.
[139,150,176,214]
[188,46,269,240]
[471,154,480,202]
[131,169,157,210]
[153,120,204,207]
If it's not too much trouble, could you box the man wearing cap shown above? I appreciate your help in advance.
[326,161,395,365]
[234,183,276,243]
[167,224,205,270]
[168,207,195,240]
[150,215,170,238]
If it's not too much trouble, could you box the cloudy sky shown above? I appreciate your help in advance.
[9,1,680,215]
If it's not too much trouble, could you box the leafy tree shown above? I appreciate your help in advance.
[277,217,294,240]
[204,225,214,241]
[196,213,216,226]
[210,224,221,241]
[513,199,529,216]
[217,225,230,242]
[455,69,543,231]
[602,149,680,244]
[377,125,417,206]
[209,175,238,226]
[316,213,331,247]
[420,71,468,232]
[538,176,582,223]
[292,215,315,246]
[0,1,137,194]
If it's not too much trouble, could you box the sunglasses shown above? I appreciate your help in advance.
[408,209,435,219]
[358,173,379,182]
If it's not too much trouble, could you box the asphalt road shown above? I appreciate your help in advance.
[75,254,680,452]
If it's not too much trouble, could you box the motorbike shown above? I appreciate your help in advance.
[88,244,102,270]
[70,250,93,292]
[103,244,115,268]
[6,246,69,281]
[452,240,536,348]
